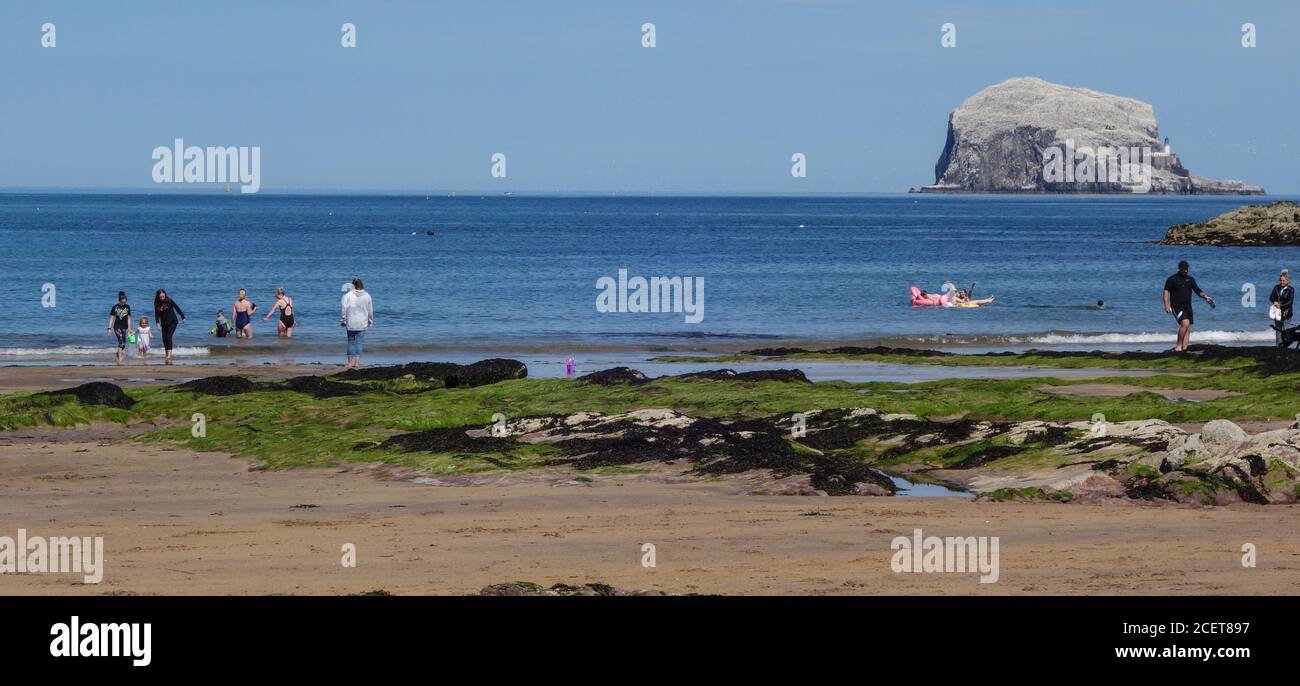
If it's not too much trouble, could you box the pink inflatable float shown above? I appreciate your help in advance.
[910,286,951,307]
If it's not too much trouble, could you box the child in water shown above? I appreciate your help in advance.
[212,310,233,337]
[135,316,153,358]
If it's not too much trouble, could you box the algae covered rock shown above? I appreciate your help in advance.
[42,381,135,409]
[1161,201,1300,246]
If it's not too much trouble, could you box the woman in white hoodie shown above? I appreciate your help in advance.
[340,278,374,369]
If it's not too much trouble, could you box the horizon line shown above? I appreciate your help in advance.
[2,187,1295,198]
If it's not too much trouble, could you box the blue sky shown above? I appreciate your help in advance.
[2,0,1296,193]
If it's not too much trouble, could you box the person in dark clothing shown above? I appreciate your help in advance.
[1163,260,1215,352]
[105,291,132,364]
[1269,269,1294,345]
[153,289,187,365]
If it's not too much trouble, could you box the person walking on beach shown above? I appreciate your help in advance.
[1269,269,1293,344]
[106,291,132,364]
[262,287,296,338]
[341,278,373,369]
[1163,260,1215,352]
[232,289,257,339]
[153,289,187,365]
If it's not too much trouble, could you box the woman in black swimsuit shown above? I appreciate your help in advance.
[153,289,187,364]
[263,287,296,338]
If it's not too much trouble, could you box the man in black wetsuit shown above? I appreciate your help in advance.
[1163,260,1215,352]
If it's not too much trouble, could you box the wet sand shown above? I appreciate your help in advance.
[0,362,337,394]
[1,428,1296,596]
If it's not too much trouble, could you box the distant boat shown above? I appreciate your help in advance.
[224,184,232,193]
[503,191,514,197]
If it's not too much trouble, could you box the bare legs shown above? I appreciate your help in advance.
[1175,319,1192,352]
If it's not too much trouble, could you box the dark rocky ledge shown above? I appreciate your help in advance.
[1161,201,1300,246]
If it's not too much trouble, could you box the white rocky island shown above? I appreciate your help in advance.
[914,77,1264,195]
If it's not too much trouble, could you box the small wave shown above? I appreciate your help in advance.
[1023,330,1275,345]
[875,330,1276,347]
[0,345,211,357]
[597,331,782,340]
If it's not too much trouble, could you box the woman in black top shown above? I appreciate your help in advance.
[153,289,187,364]
[1270,269,1294,344]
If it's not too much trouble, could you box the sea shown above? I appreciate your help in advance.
[3,192,1296,374]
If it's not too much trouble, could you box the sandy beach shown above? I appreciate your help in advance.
[2,417,1297,596]
[5,354,1300,595]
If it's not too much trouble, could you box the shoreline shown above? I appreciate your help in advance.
[1,325,1280,363]
[0,325,1280,372]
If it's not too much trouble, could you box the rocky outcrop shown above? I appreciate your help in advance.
[915,77,1263,195]
[579,367,650,385]
[1160,201,1300,246]
[886,414,1299,506]
[177,376,258,396]
[476,582,668,596]
[42,382,135,409]
[171,359,530,398]
[363,405,1300,505]
[674,368,810,383]
[363,407,900,497]
[580,367,810,385]
[335,359,527,387]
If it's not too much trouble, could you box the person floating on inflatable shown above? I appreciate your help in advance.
[953,289,995,308]
[909,286,950,307]
[910,284,995,308]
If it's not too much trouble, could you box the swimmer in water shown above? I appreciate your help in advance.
[262,287,296,338]
[232,289,258,339]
